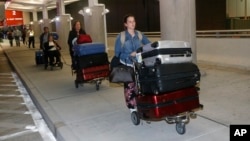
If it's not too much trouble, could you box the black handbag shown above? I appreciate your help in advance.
[110,55,121,70]
[109,64,134,83]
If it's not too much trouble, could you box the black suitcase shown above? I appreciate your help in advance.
[76,52,109,69]
[35,50,44,65]
[138,63,200,95]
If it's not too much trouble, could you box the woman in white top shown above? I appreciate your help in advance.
[44,35,61,67]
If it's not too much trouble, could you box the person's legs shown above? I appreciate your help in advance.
[124,82,137,111]
[48,51,55,66]
[22,36,25,44]
[31,37,35,48]
[43,51,49,68]
[55,50,61,63]
[28,37,31,48]
[9,39,13,47]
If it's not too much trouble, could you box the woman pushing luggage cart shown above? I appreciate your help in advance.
[72,39,110,90]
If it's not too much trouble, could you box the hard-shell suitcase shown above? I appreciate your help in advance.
[138,63,200,94]
[136,86,201,119]
[139,40,192,67]
[76,53,109,69]
[74,42,105,56]
[82,64,110,81]
[35,50,44,65]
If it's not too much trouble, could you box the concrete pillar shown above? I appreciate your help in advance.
[57,0,65,15]
[55,14,71,50]
[55,0,71,51]
[42,5,49,19]
[83,4,108,51]
[32,12,41,43]
[159,0,197,63]
[41,6,51,32]
[88,0,98,7]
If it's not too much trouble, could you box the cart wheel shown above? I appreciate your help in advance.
[176,122,186,135]
[131,111,140,125]
[96,83,100,90]
[154,58,161,66]
[60,63,63,69]
[75,80,79,88]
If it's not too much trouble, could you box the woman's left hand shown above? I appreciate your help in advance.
[130,51,136,57]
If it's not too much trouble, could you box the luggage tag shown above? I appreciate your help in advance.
[136,53,142,63]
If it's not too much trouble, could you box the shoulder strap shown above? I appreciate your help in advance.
[120,31,125,48]
[136,30,143,41]
[120,30,143,48]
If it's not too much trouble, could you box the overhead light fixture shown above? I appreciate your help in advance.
[84,7,92,16]
[50,19,55,23]
[102,9,109,15]
[84,8,91,14]
[78,10,84,16]
[79,7,92,16]
[55,17,60,21]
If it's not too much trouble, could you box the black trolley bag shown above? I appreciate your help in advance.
[35,50,44,65]
[76,52,109,69]
[138,62,200,95]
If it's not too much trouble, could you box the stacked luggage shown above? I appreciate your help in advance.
[132,40,203,135]
[73,42,110,90]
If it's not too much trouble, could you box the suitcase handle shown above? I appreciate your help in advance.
[151,41,158,48]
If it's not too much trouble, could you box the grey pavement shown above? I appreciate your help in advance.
[1,39,250,141]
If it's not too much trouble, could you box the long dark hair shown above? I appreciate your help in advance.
[72,20,83,31]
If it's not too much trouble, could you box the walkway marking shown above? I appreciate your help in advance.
[0,122,35,129]
[0,110,29,114]
[0,94,22,97]
[11,72,57,141]
[0,73,12,75]
[0,129,37,140]
[0,84,17,87]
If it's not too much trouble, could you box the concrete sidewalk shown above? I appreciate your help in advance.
[1,39,250,141]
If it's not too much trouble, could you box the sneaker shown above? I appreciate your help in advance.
[129,108,137,113]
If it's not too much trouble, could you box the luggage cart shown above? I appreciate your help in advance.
[74,64,110,91]
[130,61,203,135]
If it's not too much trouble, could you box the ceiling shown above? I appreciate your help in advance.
[2,0,80,12]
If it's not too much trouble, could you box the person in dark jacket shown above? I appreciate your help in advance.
[67,20,86,69]
[39,27,50,69]
[7,29,14,47]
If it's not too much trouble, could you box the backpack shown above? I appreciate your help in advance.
[120,30,142,47]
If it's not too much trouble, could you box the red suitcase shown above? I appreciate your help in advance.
[136,86,201,119]
[82,64,110,81]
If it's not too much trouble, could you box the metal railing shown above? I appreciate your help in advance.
[107,30,250,38]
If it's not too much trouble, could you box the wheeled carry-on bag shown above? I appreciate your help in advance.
[139,40,192,67]
[76,52,109,69]
[74,42,105,56]
[82,64,110,81]
[35,50,44,65]
[138,63,200,94]
[136,86,201,119]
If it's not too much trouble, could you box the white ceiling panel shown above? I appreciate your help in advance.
[5,0,80,11]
